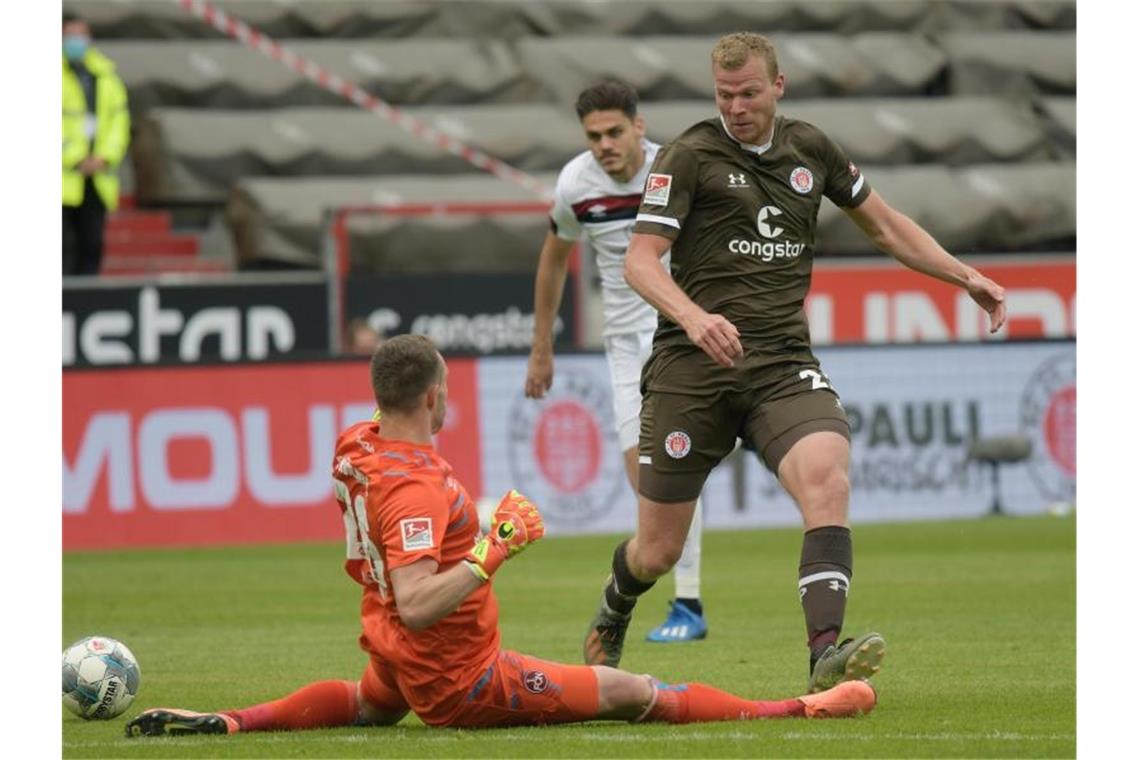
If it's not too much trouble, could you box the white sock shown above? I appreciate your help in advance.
[673,496,703,600]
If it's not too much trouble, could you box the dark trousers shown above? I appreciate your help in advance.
[63,178,106,276]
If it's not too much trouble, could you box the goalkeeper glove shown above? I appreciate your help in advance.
[464,489,544,582]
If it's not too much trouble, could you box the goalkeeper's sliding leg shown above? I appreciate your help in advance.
[125,652,874,736]
[590,664,876,724]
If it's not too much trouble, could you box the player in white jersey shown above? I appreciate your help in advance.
[525,80,709,643]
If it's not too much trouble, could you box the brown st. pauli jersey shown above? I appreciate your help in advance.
[633,115,871,356]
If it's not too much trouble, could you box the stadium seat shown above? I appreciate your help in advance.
[133,98,1060,204]
[132,105,582,203]
[1037,96,1075,156]
[225,174,556,270]
[73,0,568,40]
[99,39,548,113]
[649,97,1056,166]
[939,31,1076,96]
[816,162,1075,254]
[227,162,1074,270]
[517,34,947,104]
[65,0,1077,277]
[72,0,1075,40]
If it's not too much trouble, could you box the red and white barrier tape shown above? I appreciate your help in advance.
[173,0,553,198]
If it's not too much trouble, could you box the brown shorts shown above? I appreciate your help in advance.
[638,351,849,503]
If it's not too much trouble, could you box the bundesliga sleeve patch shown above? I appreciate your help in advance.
[643,173,672,206]
[400,518,434,551]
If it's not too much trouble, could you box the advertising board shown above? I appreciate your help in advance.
[806,258,1074,344]
[63,359,481,549]
[63,276,332,366]
[478,341,1076,535]
[64,342,1074,549]
[345,273,577,355]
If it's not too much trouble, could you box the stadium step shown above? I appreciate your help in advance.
[100,255,228,276]
[105,210,172,236]
[101,204,225,275]
[104,232,200,258]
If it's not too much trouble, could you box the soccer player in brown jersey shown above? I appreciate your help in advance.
[583,32,1007,693]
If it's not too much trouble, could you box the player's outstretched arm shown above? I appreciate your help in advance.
[844,190,1007,333]
[526,233,576,399]
[624,232,742,367]
[464,490,545,581]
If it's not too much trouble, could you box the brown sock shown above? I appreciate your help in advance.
[604,539,655,614]
[799,526,852,660]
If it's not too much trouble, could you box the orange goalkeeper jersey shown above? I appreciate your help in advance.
[332,422,500,709]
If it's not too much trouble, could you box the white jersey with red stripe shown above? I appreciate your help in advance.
[549,139,667,338]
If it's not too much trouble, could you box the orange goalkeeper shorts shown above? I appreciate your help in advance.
[361,649,599,728]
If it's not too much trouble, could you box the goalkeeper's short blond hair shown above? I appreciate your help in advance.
[711,32,780,81]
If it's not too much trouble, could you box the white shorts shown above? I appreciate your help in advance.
[603,330,654,452]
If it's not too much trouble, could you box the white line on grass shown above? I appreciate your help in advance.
[66,729,1075,750]
[775,730,1075,742]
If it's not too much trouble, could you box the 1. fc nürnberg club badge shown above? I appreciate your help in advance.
[523,670,549,694]
[790,166,814,194]
[664,430,692,459]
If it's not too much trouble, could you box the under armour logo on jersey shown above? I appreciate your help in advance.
[727,173,749,187]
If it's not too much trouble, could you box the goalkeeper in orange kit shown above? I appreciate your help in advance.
[126,335,875,737]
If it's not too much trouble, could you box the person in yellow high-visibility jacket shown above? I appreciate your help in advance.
[62,11,130,276]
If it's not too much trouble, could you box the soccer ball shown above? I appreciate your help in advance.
[475,496,498,534]
[62,636,140,720]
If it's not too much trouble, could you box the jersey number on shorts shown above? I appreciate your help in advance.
[334,479,389,598]
[799,368,833,391]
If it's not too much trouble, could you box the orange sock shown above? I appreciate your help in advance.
[643,682,805,724]
[225,680,358,731]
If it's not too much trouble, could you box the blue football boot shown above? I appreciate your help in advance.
[646,600,708,642]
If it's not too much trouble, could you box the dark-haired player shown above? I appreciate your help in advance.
[526,79,710,642]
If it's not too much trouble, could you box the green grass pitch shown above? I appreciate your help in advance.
[63,515,1075,758]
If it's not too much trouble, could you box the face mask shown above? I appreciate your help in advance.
[63,35,89,62]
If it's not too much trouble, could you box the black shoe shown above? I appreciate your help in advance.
[125,708,238,737]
